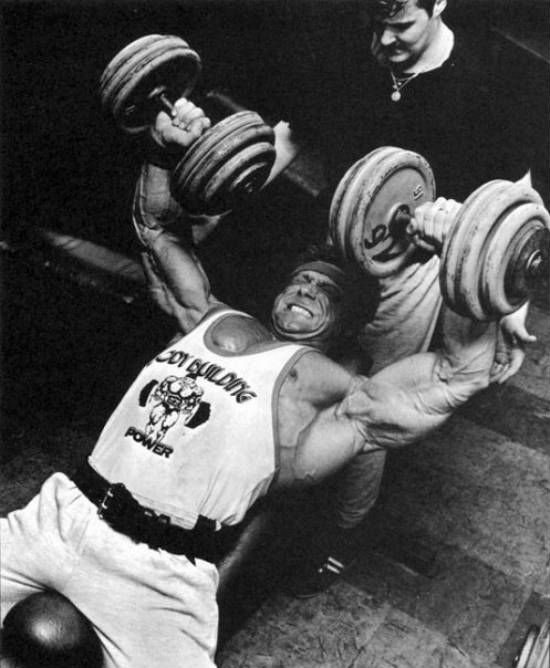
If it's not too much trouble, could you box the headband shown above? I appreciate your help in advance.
[291,261,348,293]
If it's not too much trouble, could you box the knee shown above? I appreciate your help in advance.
[1,591,103,668]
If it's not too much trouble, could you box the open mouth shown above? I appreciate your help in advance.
[288,303,314,318]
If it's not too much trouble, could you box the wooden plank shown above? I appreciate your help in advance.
[457,384,550,456]
[343,529,529,667]
[218,585,389,668]
[218,592,501,668]
[364,607,502,668]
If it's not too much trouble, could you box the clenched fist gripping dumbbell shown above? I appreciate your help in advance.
[100,34,276,214]
[330,147,550,320]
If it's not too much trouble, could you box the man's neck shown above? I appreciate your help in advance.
[270,326,329,353]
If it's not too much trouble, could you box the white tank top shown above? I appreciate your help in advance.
[89,309,309,528]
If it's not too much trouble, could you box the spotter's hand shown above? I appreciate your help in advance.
[406,197,461,254]
[151,97,211,151]
[490,303,536,384]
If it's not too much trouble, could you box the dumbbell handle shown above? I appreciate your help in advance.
[526,251,544,276]
[389,202,456,255]
[157,90,176,115]
[391,204,415,228]
[511,242,548,284]
[152,88,241,138]
[392,203,547,280]
[148,87,190,130]
[392,201,460,229]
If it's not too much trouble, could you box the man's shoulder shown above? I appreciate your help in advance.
[205,310,273,353]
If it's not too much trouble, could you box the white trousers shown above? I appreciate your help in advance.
[1,473,219,668]
[336,257,443,528]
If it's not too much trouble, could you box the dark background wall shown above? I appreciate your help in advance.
[0,0,549,452]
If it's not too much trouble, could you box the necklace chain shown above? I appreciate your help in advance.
[389,70,421,102]
[388,30,454,102]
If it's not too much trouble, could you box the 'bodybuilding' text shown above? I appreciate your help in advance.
[153,350,257,404]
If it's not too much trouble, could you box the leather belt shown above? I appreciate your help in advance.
[72,462,218,564]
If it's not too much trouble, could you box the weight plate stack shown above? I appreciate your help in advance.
[171,110,275,214]
[441,181,550,319]
[329,147,436,277]
[100,34,201,135]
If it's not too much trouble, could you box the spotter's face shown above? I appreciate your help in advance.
[370,0,441,71]
[271,270,344,347]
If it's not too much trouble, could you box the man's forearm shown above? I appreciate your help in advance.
[132,162,219,332]
[287,310,496,485]
[133,162,184,233]
[437,307,495,390]
[361,310,496,445]
[284,400,378,487]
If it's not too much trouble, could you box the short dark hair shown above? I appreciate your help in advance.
[367,0,438,19]
[295,241,344,267]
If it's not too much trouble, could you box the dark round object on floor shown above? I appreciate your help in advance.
[2,591,103,668]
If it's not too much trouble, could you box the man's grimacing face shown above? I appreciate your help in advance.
[271,269,344,346]
[370,0,445,71]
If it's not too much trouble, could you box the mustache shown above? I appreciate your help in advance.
[377,42,401,54]
[371,37,400,58]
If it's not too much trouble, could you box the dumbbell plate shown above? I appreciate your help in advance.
[177,112,272,199]
[441,180,550,319]
[100,34,201,134]
[329,147,436,277]
[201,141,275,213]
[330,146,399,263]
[485,214,549,315]
[172,111,275,214]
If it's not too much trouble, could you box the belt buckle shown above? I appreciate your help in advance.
[97,482,126,520]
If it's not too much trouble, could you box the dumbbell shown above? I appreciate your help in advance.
[100,34,276,215]
[329,146,550,320]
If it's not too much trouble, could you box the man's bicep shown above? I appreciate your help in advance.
[289,375,444,487]
[289,405,378,486]
[338,372,454,450]
[289,385,450,492]
[343,335,493,449]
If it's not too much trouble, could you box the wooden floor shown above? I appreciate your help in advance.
[1,252,549,668]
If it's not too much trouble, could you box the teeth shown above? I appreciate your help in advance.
[290,304,312,317]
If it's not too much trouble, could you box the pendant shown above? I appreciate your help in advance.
[391,89,401,102]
